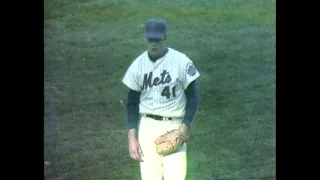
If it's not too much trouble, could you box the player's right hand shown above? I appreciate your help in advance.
[128,137,144,162]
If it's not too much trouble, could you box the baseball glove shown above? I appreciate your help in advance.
[154,129,190,156]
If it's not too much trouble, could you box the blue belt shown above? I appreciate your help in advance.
[144,114,173,121]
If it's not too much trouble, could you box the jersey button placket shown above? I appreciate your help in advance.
[152,88,155,111]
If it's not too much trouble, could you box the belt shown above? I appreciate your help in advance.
[143,114,177,121]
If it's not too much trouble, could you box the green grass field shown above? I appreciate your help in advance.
[44,0,276,179]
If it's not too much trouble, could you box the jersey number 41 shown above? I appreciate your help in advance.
[161,86,176,99]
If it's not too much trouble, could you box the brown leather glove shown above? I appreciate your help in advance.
[154,128,190,156]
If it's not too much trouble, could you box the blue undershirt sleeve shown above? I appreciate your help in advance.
[182,80,200,128]
[126,89,141,130]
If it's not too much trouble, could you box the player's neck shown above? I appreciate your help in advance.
[148,47,168,62]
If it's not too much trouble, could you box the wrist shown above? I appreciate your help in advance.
[179,123,189,132]
[128,128,137,139]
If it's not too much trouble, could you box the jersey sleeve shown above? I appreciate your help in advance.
[122,61,141,92]
[180,55,200,90]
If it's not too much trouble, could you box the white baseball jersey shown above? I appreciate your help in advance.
[122,47,200,117]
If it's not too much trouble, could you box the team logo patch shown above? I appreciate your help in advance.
[152,23,156,29]
[186,63,197,76]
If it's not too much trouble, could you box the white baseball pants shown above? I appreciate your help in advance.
[138,115,187,180]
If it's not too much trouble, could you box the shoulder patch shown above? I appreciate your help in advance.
[186,63,197,76]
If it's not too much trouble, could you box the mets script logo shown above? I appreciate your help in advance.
[142,70,171,91]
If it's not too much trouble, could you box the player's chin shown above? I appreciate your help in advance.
[148,50,159,57]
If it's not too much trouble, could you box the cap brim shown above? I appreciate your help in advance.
[144,32,164,39]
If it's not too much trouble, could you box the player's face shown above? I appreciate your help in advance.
[146,38,166,57]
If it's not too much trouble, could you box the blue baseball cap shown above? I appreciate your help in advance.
[144,18,166,40]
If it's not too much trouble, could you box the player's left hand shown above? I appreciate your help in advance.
[154,123,190,156]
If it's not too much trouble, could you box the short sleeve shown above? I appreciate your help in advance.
[180,56,200,90]
[122,61,141,92]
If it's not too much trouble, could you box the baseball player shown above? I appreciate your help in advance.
[122,18,200,180]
